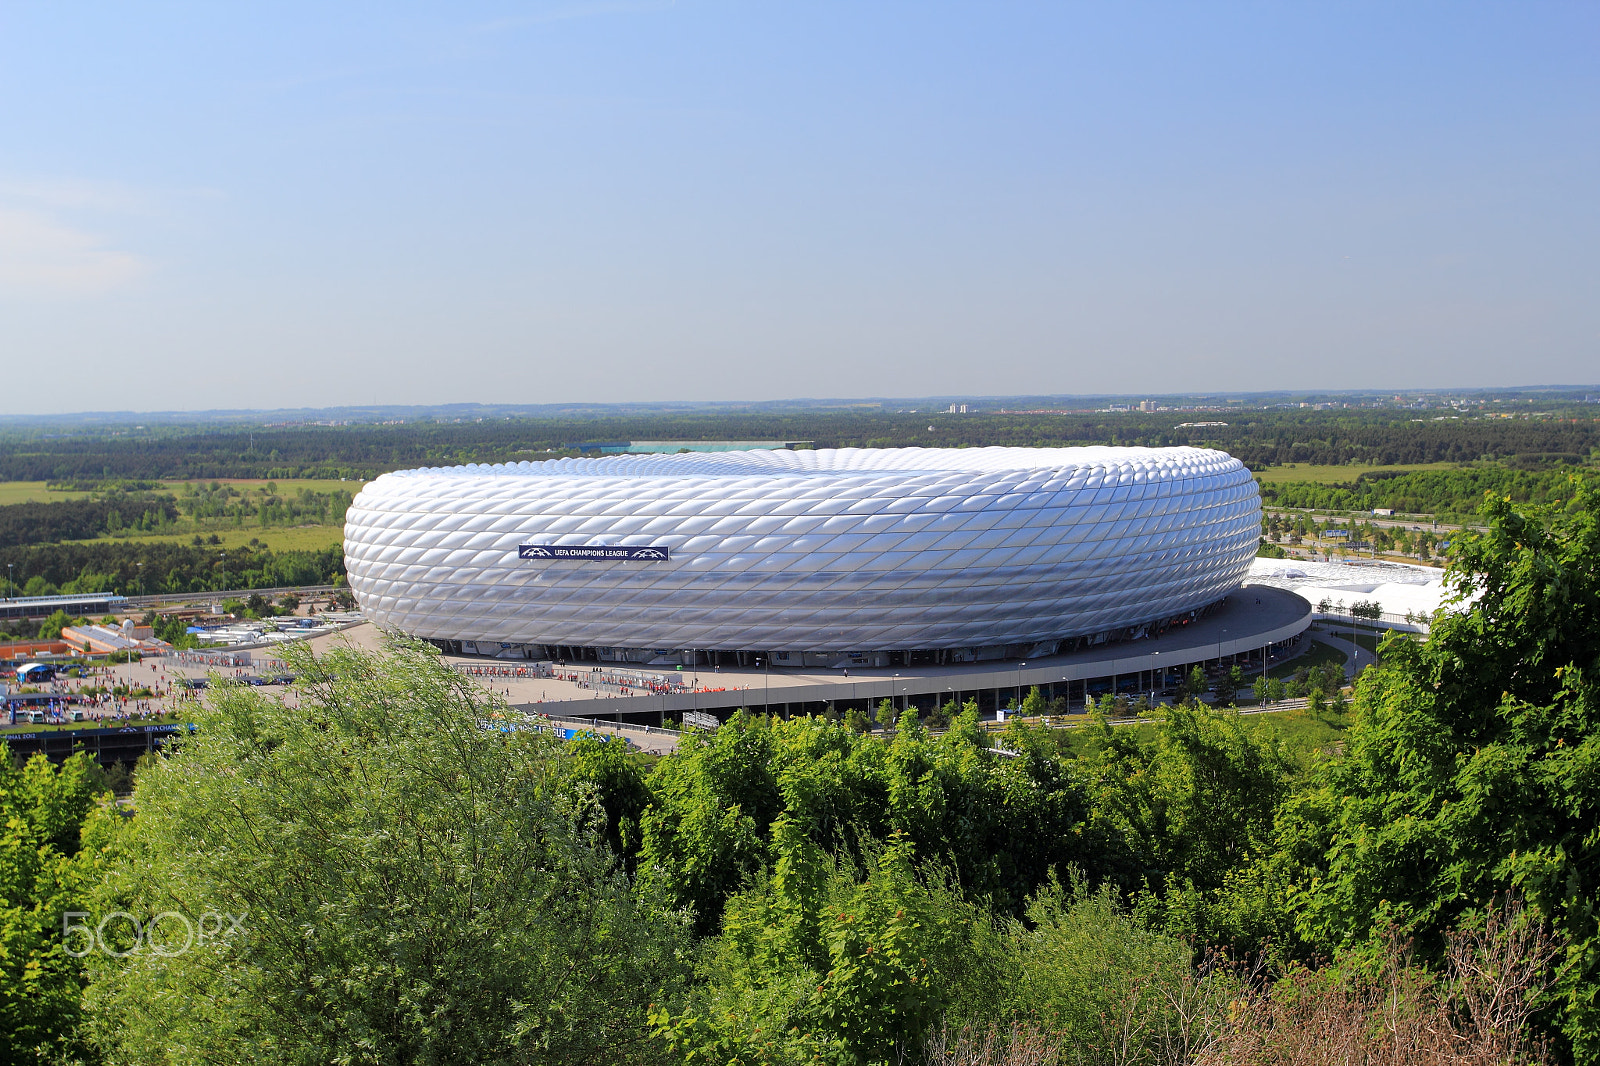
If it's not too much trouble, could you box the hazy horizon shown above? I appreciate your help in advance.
[2,3,1596,414]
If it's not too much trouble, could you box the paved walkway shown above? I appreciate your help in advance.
[1306,625,1378,682]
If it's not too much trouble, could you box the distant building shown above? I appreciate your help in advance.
[59,622,169,656]
[0,593,131,622]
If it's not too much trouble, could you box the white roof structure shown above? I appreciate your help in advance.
[344,447,1261,654]
[1247,558,1452,620]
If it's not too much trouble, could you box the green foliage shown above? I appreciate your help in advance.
[0,495,178,549]
[1262,466,1596,519]
[651,821,1003,1065]
[638,708,1113,936]
[0,753,113,1061]
[82,638,691,1064]
[1082,703,1296,944]
[36,609,71,639]
[1001,875,1235,1057]
[1213,665,1244,707]
[1278,479,1600,1058]
[567,731,653,863]
[0,540,346,595]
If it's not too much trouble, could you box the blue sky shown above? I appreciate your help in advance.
[0,2,1595,413]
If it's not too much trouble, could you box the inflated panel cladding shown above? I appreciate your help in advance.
[344,447,1260,651]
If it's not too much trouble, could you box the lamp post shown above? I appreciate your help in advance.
[1017,660,1027,712]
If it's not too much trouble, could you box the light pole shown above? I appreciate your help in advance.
[1017,661,1027,712]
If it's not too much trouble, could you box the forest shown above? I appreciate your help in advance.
[0,496,179,549]
[0,542,345,633]
[1260,463,1594,520]
[2,486,1595,1064]
[0,407,1595,482]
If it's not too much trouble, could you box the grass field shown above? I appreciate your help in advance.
[0,478,353,554]
[163,478,365,495]
[0,481,89,505]
[1253,461,1462,485]
[1269,637,1347,679]
[1051,700,1349,759]
[66,525,345,553]
[0,477,363,505]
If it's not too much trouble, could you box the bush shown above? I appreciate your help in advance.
[83,638,692,1063]
[999,876,1235,1059]
[652,821,1005,1064]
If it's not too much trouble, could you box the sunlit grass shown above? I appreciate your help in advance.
[1253,461,1462,485]
[0,477,365,505]
[0,481,88,505]
[63,525,344,552]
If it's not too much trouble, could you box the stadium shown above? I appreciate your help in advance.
[344,446,1264,668]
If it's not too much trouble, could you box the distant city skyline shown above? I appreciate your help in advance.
[1,3,1595,414]
[3,384,1595,427]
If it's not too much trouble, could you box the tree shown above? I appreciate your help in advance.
[37,608,70,639]
[0,754,112,1061]
[651,822,1003,1064]
[1266,676,1287,705]
[1187,666,1209,701]
[1252,675,1270,705]
[83,638,690,1064]
[1279,481,1600,1058]
[1083,702,1295,935]
[1214,665,1242,707]
[844,703,870,734]
[638,707,1114,935]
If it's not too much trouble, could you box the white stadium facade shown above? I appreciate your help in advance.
[344,446,1273,670]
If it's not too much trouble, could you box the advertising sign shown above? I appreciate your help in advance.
[518,544,671,562]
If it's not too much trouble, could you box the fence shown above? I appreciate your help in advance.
[517,708,684,739]
[175,650,255,668]
[453,661,554,679]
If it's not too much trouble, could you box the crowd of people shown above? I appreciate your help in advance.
[3,658,184,727]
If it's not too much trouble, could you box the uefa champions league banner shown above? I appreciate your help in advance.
[518,544,671,561]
